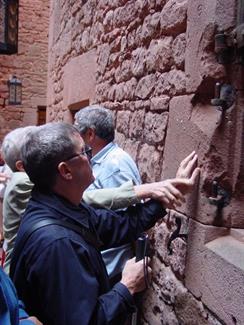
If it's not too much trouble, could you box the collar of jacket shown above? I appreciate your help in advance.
[30,189,91,229]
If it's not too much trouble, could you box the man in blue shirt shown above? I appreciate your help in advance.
[74,105,141,283]
[11,123,198,325]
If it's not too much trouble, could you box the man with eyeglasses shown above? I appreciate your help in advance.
[11,122,199,325]
[64,144,93,162]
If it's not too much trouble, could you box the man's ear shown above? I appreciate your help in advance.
[57,162,73,180]
[15,160,25,172]
[86,128,96,142]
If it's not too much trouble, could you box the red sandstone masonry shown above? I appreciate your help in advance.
[47,0,242,323]
[0,0,49,140]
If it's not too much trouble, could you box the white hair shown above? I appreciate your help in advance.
[1,126,37,172]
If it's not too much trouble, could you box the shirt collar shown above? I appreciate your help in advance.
[91,142,117,165]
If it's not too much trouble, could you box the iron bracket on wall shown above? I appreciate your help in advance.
[211,82,236,112]
[215,0,244,64]
[214,32,235,64]
[167,217,187,255]
[208,181,231,219]
[214,25,244,65]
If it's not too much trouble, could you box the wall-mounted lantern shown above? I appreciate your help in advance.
[0,0,19,55]
[8,75,22,105]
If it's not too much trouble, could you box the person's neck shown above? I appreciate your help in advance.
[52,184,84,206]
[91,139,110,156]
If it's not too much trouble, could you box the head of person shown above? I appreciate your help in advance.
[21,122,94,204]
[74,105,115,153]
[1,126,36,172]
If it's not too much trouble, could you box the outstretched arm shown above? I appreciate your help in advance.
[134,151,200,208]
[133,169,200,210]
[83,180,140,209]
[83,151,200,210]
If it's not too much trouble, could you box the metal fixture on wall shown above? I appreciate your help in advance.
[8,75,21,105]
[167,217,187,255]
[211,83,236,112]
[0,0,19,54]
[214,0,244,64]
[208,180,231,220]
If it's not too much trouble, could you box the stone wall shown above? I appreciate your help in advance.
[47,0,243,324]
[0,0,49,141]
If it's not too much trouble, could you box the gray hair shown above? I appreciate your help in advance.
[21,122,80,192]
[1,126,37,172]
[74,105,115,143]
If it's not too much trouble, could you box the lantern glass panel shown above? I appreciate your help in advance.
[8,76,22,105]
[15,82,21,103]
[9,83,15,104]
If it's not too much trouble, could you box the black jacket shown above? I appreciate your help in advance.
[12,190,166,325]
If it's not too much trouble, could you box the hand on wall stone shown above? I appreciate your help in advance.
[176,151,199,179]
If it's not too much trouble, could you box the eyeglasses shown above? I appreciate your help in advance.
[65,145,92,162]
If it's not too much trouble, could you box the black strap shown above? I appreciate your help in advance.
[10,218,102,279]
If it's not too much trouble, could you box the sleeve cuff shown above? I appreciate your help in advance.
[112,282,136,310]
[116,180,140,205]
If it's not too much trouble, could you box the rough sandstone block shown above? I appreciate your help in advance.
[172,33,186,69]
[114,2,138,28]
[146,37,173,72]
[142,275,179,324]
[97,44,110,75]
[166,69,187,95]
[143,255,222,324]
[131,47,147,78]
[137,143,162,182]
[103,10,114,32]
[124,139,140,162]
[114,60,132,83]
[114,131,126,149]
[150,96,170,111]
[144,112,168,144]
[114,82,132,102]
[125,78,137,100]
[139,12,161,43]
[96,81,110,102]
[135,74,157,99]
[160,0,188,35]
[116,110,132,137]
[154,70,187,96]
[129,109,145,139]
[134,100,150,111]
